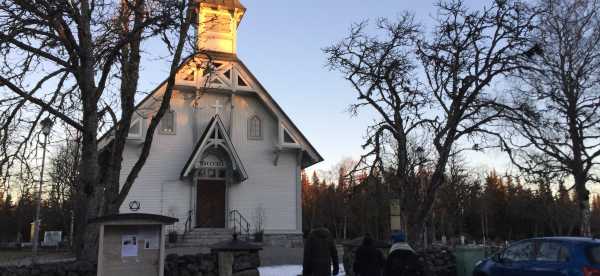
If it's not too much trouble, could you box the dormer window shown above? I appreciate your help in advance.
[159,110,176,135]
[247,115,262,140]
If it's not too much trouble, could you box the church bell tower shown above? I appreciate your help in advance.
[196,0,246,54]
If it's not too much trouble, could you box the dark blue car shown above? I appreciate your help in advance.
[473,237,600,276]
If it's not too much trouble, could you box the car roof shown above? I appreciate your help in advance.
[527,237,600,245]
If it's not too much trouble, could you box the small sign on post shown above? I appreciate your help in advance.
[90,213,178,276]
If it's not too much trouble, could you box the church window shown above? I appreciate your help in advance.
[159,110,176,135]
[247,115,262,140]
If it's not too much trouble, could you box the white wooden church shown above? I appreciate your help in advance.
[102,0,322,245]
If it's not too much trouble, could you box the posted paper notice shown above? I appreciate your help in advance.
[121,235,138,257]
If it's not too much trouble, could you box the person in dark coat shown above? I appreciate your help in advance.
[302,227,339,276]
[384,233,424,276]
[353,234,385,276]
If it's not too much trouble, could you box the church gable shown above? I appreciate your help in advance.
[180,115,248,181]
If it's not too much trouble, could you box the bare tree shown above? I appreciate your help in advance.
[413,0,537,244]
[502,0,600,236]
[0,0,195,259]
[325,13,429,243]
[326,0,537,245]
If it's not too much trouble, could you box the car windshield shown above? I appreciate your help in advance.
[587,245,600,264]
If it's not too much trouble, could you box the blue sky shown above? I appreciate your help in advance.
[140,0,510,173]
[235,0,509,172]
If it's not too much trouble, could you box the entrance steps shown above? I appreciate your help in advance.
[173,228,235,248]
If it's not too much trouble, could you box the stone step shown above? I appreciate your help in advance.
[171,228,243,248]
[184,233,234,237]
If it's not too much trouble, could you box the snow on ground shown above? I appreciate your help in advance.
[258,265,346,276]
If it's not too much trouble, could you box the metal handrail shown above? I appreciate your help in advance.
[184,210,193,233]
[229,210,251,238]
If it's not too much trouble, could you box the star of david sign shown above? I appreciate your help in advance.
[129,201,141,212]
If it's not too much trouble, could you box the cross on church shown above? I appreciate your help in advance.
[212,100,223,115]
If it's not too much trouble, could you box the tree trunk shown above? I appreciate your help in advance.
[574,174,591,237]
[73,78,100,260]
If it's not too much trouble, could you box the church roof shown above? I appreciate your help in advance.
[198,0,246,11]
[180,115,248,180]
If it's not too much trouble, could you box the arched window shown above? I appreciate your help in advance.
[247,115,262,140]
[159,110,176,135]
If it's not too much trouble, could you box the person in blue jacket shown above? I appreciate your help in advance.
[384,232,424,276]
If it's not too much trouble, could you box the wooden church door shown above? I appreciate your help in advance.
[196,180,226,228]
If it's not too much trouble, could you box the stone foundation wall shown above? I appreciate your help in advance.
[0,261,96,276]
[0,251,261,276]
[261,233,303,248]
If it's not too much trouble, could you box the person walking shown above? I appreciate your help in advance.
[384,233,424,276]
[353,234,385,276]
[302,227,339,276]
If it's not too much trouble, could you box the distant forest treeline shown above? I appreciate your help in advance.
[302,159,600,243]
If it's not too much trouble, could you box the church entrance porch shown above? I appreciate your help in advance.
[196,180,226,228]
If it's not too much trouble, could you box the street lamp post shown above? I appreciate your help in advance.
[32,117,53,257]
[415,146,425,171]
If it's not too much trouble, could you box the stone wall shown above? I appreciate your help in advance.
[165,253,218,276]
[261,233,303,248]
[0,251,261,276]
[341,240,457,276]
[165,251,260,276]
[418,246,457,276]
[0,260,96,276]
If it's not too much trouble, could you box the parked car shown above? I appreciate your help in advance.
[474,237,600,276]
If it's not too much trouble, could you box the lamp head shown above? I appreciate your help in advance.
[415,146,425,160]
[40,117,53,136]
